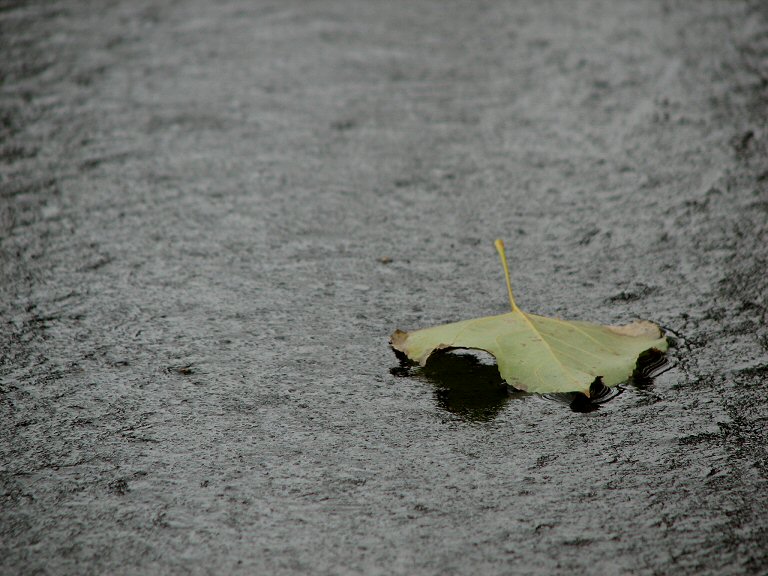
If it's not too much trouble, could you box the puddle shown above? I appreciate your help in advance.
[542,379,624,413]
[392,346,673,418]
[391,350,528,421]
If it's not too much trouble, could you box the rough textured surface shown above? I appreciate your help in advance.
[1,1,767,574]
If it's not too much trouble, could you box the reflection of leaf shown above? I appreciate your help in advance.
[410,351,527,422]
[391,240,668,396]
[544,379,622,413]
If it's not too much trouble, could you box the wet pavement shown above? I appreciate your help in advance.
[2,1,767,574]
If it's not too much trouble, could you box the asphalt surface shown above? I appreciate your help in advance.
[2,1,767,574]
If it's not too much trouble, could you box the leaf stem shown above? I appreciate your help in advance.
[494,239,519,313]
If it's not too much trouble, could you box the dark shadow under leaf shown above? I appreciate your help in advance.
[391,344,670,417]
[391,350,527,422]
[543,378,622,413]
[631,347,672,387]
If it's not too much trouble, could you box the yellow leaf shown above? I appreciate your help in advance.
[390,240,668,396]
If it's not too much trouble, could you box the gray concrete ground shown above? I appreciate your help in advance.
[2,1,767,574]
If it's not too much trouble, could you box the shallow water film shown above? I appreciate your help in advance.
[2,1,767,574]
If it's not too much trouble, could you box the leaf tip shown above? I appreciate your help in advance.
[390,329,409,351]
[389,329,413,364]
[606,319,664,338]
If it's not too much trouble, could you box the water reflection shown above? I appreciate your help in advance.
[391,346,671,418]
[391,350,528,422]
[543,348,671,412]
[542,379,622,413]
[631,348,671,387]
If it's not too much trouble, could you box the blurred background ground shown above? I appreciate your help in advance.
[1,1,767,574]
